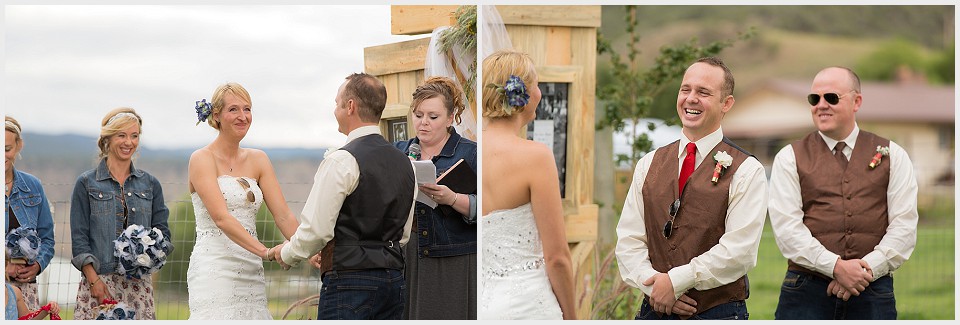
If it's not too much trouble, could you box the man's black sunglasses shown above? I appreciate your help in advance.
[807,91,854,106]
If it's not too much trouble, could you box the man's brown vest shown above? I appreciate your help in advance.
[787,131,890,276]
[642,137,753,314]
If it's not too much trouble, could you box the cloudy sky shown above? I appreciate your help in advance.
[5,5,419,150]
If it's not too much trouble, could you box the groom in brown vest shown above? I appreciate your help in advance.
[768,67,918,319]
[270,73,417,320]
[616,57,767,320]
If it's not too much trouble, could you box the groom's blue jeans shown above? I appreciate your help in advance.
[317,268,405,320]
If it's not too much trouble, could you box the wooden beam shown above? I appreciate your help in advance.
[391,5,459,35]
[565,204,598,243]
[496,5,601,28]
[364,37,430,76]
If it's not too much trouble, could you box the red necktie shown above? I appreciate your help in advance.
[679,142,697,194]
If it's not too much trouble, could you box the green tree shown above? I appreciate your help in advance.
[927,43,955,84]
[596,5,754,168]
[855,38,926,82]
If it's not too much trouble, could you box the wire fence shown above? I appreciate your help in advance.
[31,182,324,320]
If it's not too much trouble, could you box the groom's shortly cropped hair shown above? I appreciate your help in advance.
[343,72,387,122]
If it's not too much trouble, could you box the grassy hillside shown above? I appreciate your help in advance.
[596,5,953,121]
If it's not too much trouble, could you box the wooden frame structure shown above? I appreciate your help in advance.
[497,5,601,318]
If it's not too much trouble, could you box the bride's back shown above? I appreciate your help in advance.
[481,129,556,215]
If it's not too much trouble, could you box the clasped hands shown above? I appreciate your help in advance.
[643,273,698,319]
[828,258,873,301]
[262,241,322,271]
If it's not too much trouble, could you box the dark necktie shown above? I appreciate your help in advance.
[835,141,848,169]
[679,142,697,194]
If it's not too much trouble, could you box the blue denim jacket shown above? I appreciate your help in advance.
[4,168,55,272]
[394,128,477,258]
[70,159,172,275]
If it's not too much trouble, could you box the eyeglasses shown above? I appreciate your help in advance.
[663,199,680,238]
[807,91,854,106]
[236,177,255,203]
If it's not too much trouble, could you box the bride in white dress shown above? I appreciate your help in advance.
[186,83,300,319]
[479,50,576,320]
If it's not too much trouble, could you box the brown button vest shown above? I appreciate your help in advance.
[787,131,891,276]
[642,137,752,314]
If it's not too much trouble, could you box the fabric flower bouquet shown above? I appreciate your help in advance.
[5,227,41,265]
[95,299,136,320]
[114,224,172,279]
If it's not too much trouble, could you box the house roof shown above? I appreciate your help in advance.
[724,79,955,138]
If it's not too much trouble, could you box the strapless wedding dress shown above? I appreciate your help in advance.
[187,176,271,319]
[479,203,562,320]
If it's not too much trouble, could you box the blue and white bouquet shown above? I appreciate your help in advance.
[5,227,41,265]
[95,299,136,320]
[113,224,172,279]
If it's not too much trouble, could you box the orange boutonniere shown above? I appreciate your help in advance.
[869,146,890,169]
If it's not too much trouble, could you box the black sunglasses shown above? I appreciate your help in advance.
[807,91,853,106]
[663,199,681,238]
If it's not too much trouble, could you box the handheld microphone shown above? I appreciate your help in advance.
[408,143,421,160]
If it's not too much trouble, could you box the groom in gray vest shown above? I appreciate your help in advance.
[272,72,417,320]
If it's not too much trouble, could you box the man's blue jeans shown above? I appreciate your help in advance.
[635,298,748,320]
[775,270,897,319]
[317,269,405,320]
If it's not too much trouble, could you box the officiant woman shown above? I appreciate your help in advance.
[69,107,172,320]
[393,76,478,319]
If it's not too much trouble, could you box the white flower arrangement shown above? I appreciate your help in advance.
[712,151,734,184]
[114,224,171,279]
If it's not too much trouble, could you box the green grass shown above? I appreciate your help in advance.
[746,223,955,320]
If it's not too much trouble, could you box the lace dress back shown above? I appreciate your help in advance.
[479,203,562,320]
[187,176,271,319]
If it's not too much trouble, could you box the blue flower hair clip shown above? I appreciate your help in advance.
[195,99,212,126]
[486,75,530,115]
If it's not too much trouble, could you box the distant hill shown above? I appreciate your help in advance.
[15,132,327,206]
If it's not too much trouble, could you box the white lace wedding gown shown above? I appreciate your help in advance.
[479,203,563,320]
[187,176,271,319]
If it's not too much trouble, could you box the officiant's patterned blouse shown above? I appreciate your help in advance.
[70,108,171,320]
[393,76,478,319]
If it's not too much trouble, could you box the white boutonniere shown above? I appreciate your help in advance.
[869,145,890,169]
[712,151,733,184]
[323,146,340,159]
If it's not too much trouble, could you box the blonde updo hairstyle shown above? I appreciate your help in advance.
[411,76,466,125]
[482,50,537,118]
[208,82,252,130]
[97,108,143,159]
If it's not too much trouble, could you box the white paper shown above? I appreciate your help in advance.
[411,160,438,208]
[533,119,555,149]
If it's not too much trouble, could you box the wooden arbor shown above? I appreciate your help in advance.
[364,5,476,143]
[495,5,602,318]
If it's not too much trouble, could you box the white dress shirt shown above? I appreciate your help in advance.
[616,127,768,299]
[280,125,416,267]
[768,124,918,280]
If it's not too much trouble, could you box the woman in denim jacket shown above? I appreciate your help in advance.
[69,108,172,320]
[4,116,56,312]
[393,76,478,319]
